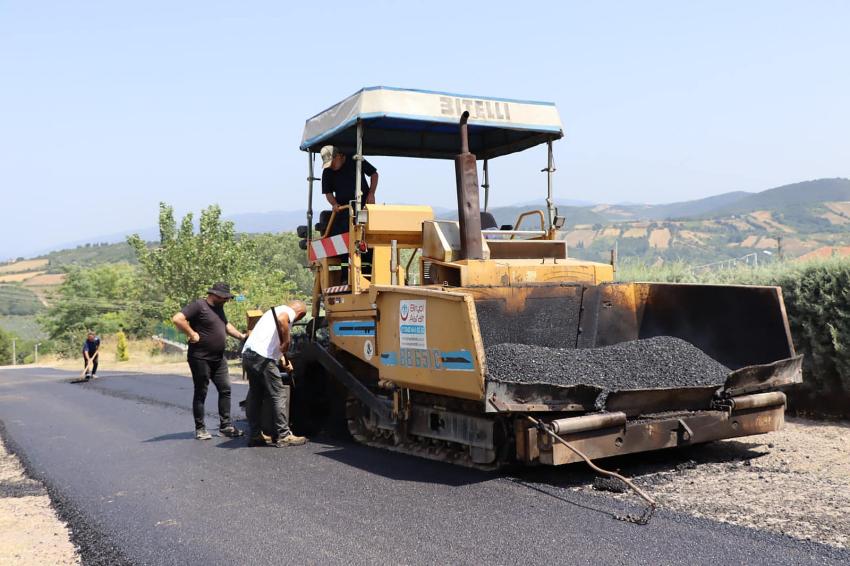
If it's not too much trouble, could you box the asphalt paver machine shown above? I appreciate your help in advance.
[290,86,802,472]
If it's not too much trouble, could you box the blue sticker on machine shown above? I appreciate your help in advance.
[332,321,376,336]
[438,350,474,371]
[380,352,398,366]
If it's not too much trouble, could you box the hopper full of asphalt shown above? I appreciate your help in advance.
[485,336,731,393]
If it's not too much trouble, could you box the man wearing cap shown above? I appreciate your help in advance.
[242,299,308,447]
[172,282,246,440]
[320,145,379,236]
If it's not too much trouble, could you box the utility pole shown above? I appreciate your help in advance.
[34,343,40,364]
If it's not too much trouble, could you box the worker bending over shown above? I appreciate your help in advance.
[82,331,100,380]
[241,300,308,447]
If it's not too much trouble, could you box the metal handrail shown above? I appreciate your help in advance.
[321,204,353,239]
[511,210,546,240]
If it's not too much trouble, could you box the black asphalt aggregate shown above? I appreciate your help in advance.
[486,337,730,389]
[0,367,847,565]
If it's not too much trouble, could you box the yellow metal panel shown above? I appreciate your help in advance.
[328,314,379,367]
[365,204,434,235]
[371,245,392,286]
[374,288,485,401]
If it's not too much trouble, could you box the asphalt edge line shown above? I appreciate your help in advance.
[0,419,133,566]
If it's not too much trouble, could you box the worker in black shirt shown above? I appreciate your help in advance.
[320,145,379,236]
[172,282,246,440]
[82,331,100,380]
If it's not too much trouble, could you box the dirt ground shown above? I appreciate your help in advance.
[575,417,850,548]
[0,437,79,565]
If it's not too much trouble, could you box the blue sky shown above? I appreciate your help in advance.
[1,1,848,260]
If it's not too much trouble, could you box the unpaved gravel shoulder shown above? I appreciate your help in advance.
[0,436,80,565]
[579,417,850,548]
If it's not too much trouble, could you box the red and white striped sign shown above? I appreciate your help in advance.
[308,233,350,262]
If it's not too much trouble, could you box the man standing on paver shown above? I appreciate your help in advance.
[321,145,379,236]
[242,300,308,447]
[172,282,246,440]
[82,331,100,380]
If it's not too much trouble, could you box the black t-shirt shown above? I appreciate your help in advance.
[321,155,377,209]
[82,337,100,355]
[181,298,228,360]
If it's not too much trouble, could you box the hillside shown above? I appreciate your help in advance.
[4,177,849,274]
[706,178,850,216]
[589,191,752,221]
[39,242,138,271]
[471,178,850,265]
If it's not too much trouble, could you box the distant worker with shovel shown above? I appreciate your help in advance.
[241,300,308,447]
[172,282,247,441]
[82,331,100,380]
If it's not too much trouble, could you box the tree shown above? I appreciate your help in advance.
[38,263,140,355]
[127,203,257,321]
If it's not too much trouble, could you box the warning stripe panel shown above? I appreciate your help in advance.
[309,233,350,261]
[324,285,350,295]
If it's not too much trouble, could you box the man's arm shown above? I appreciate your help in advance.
[225,322,245,341]
[172,312,200,343]
[366,171,379,204]
[276,313,292,354]
[325,193,341,212]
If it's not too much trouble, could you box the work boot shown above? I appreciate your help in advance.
[219,425,244,438]
[247,433,270,447]
[273,434,307,447]
[195,428,212,440]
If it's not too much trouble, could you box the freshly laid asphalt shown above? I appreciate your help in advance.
[0,367,847,565]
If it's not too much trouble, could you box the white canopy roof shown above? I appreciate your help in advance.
[300,86,564,160]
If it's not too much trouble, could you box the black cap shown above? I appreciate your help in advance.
[207,282,234,299]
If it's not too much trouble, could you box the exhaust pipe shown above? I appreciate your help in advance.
[454,111,483,260]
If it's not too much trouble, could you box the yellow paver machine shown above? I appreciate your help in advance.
[290,86,802,470]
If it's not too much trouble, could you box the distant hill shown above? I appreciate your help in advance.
[6,177,850,268]
[593,191,752,221]
[704,178,850,217]
[39,242,138,271]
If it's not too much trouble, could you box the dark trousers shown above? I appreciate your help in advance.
[188,356,232,431]
[242,350,291,439]
[82,355,98,376]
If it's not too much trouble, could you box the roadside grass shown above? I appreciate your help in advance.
[40,336,244,379]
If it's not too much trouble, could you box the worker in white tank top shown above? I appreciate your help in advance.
[241,300,308,447]
[243,304,299,360]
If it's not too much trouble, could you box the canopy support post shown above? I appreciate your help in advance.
[354,119,364,216]
[545,140,555,229]
[352,119,364,294]
[307,151,316,246]
[482,159,490,212]
[307,151,320,340]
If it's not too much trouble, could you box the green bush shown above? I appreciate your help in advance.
[116,330,129,362]
[0,327,13,365]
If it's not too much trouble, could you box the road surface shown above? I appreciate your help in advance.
[0,367,846,565]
